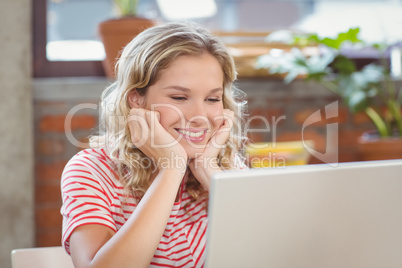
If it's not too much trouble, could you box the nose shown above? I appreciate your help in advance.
[186,101,208,126]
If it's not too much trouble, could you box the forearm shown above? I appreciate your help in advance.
[74,168,185,268]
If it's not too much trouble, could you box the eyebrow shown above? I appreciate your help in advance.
[164,86,223,93]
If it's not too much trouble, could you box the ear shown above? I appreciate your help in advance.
[128,89,145,108]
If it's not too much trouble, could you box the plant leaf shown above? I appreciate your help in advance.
[347,91,368,113]
[312,27,362,50]
[332,55,356,75]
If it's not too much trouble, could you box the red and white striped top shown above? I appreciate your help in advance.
[61,148,213,267]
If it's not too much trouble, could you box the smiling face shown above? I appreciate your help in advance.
[131,53,225,158]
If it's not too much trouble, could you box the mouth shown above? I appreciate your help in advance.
[175,128,207,143]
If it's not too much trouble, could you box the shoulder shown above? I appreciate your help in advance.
[63,148,115,175]
[62,148,121,192]
[66,148,112,166]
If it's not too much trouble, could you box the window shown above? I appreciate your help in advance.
[46,0,113,61]
[33,0,106,77]
[33,0,402,77]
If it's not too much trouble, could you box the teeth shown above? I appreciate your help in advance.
[178,129,204,138]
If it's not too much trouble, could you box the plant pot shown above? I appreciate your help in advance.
[357,130,402,161]
[98,16,156,78]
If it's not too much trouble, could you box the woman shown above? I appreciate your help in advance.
[61,21,247,268]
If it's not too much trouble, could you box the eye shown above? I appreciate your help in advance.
[206,98,221,103]
[171,96,187,101]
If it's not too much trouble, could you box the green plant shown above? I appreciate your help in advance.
[114,0,139,16]
[257,28,402,138]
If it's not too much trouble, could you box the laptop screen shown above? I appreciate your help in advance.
[205,159,402,268]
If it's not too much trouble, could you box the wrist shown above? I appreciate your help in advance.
[156,154,188,172]
[158,166,187,179]
[192,155,219,170]
[189,158,222,191]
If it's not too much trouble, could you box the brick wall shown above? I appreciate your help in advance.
[32,78,381,247]
[33,78,106,246]
[34,99,99,246]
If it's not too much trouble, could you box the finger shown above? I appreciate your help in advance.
[143,110,161,127]
[145,110,157,143]
[212,110,232,134]
[145,110,163,138]
[211,130,230,149]
[127,109,142,141]
[209,110,234,149]
[222,109,235,128]
[210,127,230,150]
[128,108,149,147]
[218,111,235,133]
[155,110,161,122]
[144,110,179,149]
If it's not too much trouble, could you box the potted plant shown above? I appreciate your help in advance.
[98,0,156,78]
[256,28,402,161]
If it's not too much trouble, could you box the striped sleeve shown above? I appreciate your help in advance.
[60,151,118,254]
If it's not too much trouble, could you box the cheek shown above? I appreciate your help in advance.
[155,106,183,129]
[209,106,224,129]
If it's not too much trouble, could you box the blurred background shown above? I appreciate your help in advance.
[46,0,402,61]
[1,0,402,267]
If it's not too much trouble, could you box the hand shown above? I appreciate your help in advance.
[206,109,234,158]
[128,108,188,172]
[188,109,235,189]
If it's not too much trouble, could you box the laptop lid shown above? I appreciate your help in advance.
[205,159,402,268]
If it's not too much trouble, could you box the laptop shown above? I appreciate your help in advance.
[205,159,402,268]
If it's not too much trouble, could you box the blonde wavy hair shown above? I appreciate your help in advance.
[90,22,247,207]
